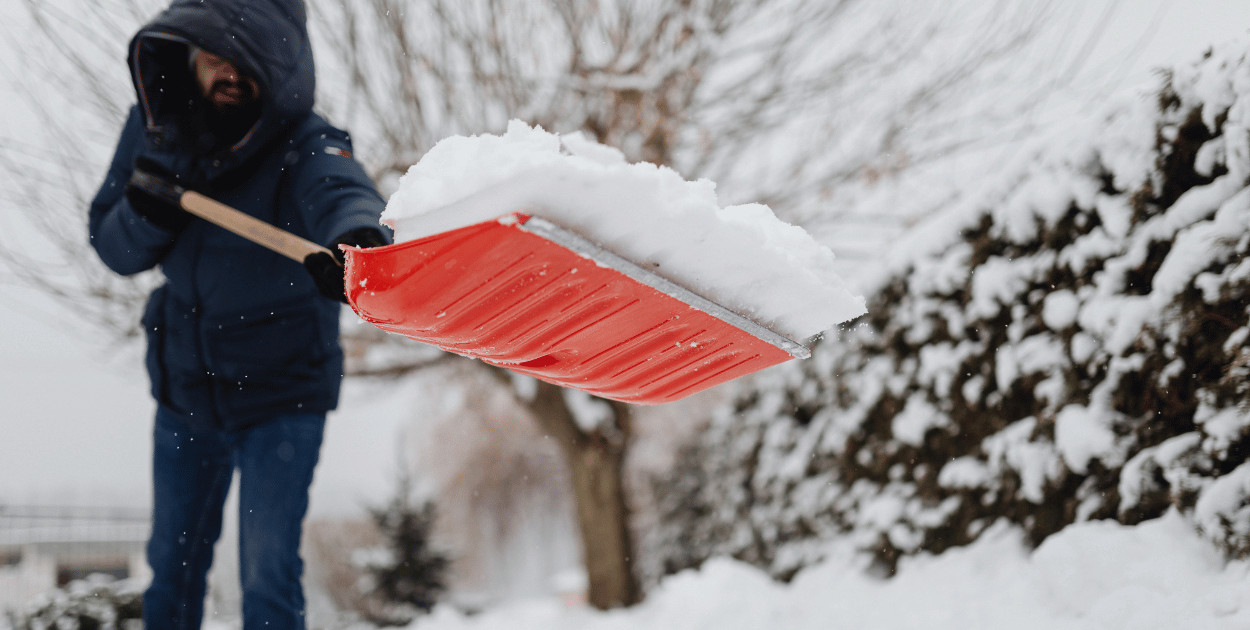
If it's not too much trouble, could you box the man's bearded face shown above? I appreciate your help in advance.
[193,50,260,112]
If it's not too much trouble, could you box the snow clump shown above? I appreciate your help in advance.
[381,121,865,341]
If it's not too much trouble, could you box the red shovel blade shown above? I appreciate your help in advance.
[343,213,808,405]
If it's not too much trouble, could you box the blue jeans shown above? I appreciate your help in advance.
[144,406,325,630]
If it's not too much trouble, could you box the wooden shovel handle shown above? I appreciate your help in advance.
[180,191,334,263]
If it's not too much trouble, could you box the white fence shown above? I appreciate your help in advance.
[0,505,149,618]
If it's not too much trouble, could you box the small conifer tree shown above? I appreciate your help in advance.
[357,478,451,626]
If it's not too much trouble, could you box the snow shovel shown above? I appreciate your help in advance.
[130,171,811,404]
[342,213,810,405]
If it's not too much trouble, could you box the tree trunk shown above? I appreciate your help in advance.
[528,380,640,609]
[564,427,638,608]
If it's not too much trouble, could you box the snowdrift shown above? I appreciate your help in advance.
[412,511,1249,630]
[653,36,1250,580]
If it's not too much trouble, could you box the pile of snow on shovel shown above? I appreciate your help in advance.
[381,121,865,341]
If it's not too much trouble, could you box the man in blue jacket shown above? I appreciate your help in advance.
[88,1,390,627]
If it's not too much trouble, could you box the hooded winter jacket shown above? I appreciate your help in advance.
[89,0,389,430]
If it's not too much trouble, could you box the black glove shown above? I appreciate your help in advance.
[304,227,389,303]
[125,158,192,233]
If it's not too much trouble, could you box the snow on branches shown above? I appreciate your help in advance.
[650,35,1250,581]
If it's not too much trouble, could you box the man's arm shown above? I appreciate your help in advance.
[284,120,392,248]
[88,107,180,276]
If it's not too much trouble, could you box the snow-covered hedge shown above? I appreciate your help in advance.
[13,575,143,629]
[650,38,1250,581]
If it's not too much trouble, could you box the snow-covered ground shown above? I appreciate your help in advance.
[384,510,1249,630]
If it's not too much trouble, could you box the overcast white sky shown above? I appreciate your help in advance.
[0,0,1247,515]
[1064,0,1249,87]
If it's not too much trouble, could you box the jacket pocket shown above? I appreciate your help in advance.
[203,300,329,385]
[204,300,341,427]
[141,285,169,404]
[202,301,327,385]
